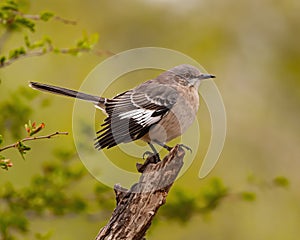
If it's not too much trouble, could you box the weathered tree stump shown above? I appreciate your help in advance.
[95,145,186,240]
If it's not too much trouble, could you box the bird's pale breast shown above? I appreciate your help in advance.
[141,86,199,143]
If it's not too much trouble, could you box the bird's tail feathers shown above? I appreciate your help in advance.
[29,81,105,106]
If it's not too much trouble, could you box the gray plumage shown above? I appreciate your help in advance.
[29,64,215,151]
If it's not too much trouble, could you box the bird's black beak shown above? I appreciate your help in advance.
[198,73,216,80]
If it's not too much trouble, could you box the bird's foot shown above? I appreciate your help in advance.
[142,151,161,163]
[137,151,161,173]
[178,144,192,153]
[142,151,153,160]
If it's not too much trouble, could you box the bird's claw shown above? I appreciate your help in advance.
[137,151,161,173]
[142,151,160,163]
[179,144,192,153]
[143,151,153,160]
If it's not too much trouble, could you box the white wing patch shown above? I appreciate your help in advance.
[94,104,108,116]
[118,108,162,127]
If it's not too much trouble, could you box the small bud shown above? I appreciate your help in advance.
[25,124,30,133]
[0,158,13,170]
[30,122,45,136]
[6,160,13,168]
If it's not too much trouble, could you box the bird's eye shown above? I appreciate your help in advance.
[183,73,191,79]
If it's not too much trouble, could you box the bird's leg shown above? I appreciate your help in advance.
[142,143,161,163]
[137,143,161,173]
[154,141,172,151]
[148,142,161,163]
[155,141,192,153]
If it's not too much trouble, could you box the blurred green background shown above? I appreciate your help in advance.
[1,0,300,239]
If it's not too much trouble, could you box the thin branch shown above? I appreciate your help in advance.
[0,46,86,68]
[0,45,114,68]
[14,11,77,25]
[0,131,68,152]
[93,49,115,57]
[0,48,47,68]
[53,16,77,25]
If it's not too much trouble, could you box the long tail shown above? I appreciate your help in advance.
[29,81,106,107]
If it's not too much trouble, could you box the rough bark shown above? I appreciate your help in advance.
[95,145,186,240]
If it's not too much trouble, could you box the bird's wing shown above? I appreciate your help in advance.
[94,83,178,150]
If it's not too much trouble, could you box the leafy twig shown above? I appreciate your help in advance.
[0,131,69,152]
[0,0,76,30]
[0,121,68,170]
[0,0,100,68]
[13,11,77,25]
[0,33,99,68]
[0,41,111,68]
[0,45,84,68]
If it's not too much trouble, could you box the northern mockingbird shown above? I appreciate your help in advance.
[29,64,215,158]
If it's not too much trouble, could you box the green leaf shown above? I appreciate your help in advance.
[201,178,228,211]
[76,32,99,51]
[17,141,31,160]
[9,47,26,59]
[241,191,256,201]
[0,56,6,66]
[161,189,197,222]
[24,35,31,48]
[273,176,289,188]
[35,231,53,240]
[1,0,19,11]
[88,33,99,46]
[53,48,60,54]
[40,12,54,21]
[15,17,35,32]
[0,134,3,145]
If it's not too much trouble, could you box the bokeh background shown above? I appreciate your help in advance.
[1,0,300,239]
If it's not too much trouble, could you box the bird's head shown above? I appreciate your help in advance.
[169,64,215,88]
